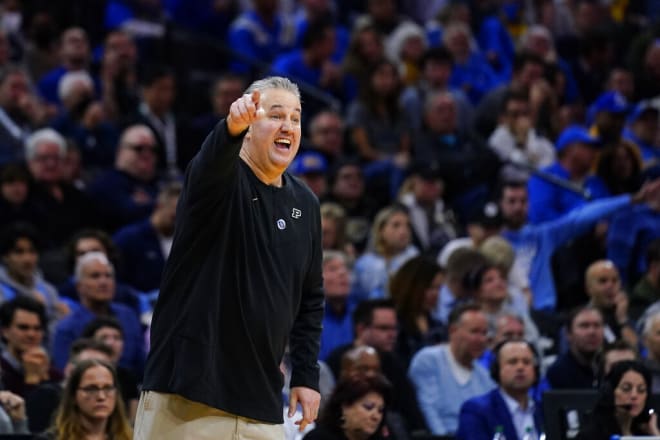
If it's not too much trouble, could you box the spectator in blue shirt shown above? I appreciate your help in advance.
[318,250,354,361]
[586,91,630,148]
[528,125,610,224]
[623,100,659,166]
[52,252,144,379]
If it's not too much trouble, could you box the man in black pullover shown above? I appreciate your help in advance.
[135,77,324,439]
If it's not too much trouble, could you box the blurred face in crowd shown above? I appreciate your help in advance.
[323,256,351,300]
[424,272,444,312]
[76,365,118,422]
[477,268,508,307]
[75,238,106,261]
[1,178,28,205]
[1,308,43,354]
[342,347,381,379]
[143,74,176,116]
[332,164,364,200]
[603,348,636,376]
[607,69,634,100]
[310,112,343,157]
[644,318,660,361]
[77,259,115,305]
[614,370,648,418]
[3,237,38,284]
[28,141,64,184]
[321,216,339,249]
[342,391,385,438]
[516,61,544,89]
[568,309,604,356]
[499,186,528,229]
[586,260,621,309]
[359,308,398,352]
[632,110,659,143]
[424,60,452,88]
[104,31,137,68]
[356,29,383,63]
[450,310,488,365]
[60,27,89,66]
[413,175,443,205]
[116,126,157,180]
[425,93,457,134]
[371,62,398,97]
[493,315,525,346]
[380,211,411,255]
[498,342,536,395]
[213,77,244,117]
[0,71,29,114]
[93,326,124,364]
[503,98,531,132]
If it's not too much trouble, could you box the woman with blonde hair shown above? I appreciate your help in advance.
[41,359,132,440]
[351,204,418,302]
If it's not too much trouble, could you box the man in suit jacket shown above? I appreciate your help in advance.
[456,340,543,440]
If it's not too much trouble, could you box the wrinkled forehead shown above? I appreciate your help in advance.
[259,88,301,113]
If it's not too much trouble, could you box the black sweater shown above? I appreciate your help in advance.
[142,120,324,423]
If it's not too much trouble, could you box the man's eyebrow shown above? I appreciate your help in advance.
[269,104,302,113]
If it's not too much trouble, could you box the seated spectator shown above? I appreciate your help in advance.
[289,151,328,199]
[0,222,67,322]
[398,162,459,256]
[0,297,63,398]
[25,128,97,249]
[586,91,630,149]
[409,304,496,435]
[325,299,427,434]
[546,306,604,389]
[98,30,139,123]
[37,27,94,106]
[596,139,643,197]
[320,202,356,261]
[601,340,638,378]
[0,65,49,164]
[318,251,354,361]
[340,346,381,380]
[303,373,390,440]
[227,0,296,74]
[433,247,489,325]
[642,311,660,393]
[113,181,181,293]
[322,159,379,253]
[623,100,659,166]
[0,163,40,229]
[477,312,525,371]
[81,318,139,422]
[414,91,500,220]
[585,260,637,348]
[52,252,144,379]
[457,340,543,440]
[39,359,132,440]
[351,204,419,302]
[305,109,346,168]
[25,338,115,434]
[488,90,555,182]
[527,125,609,224]
[58,229,140,315]
[384,21,427,87]
[49,70,119,172]
[341,24,385,93]
[577,360,660,439]
[630,239,660,319]
[87,124,160,232]
[389,255,446,368]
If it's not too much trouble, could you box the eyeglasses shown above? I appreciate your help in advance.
[126,144,156,154]
[78,385,117,397]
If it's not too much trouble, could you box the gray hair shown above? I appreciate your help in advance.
[643,310,660,336]
[58,70,94,102]
[424,90,455,113]
[322,249,348,266]
[74,251,114,282]
[245,76,300,101]
[25,128,67,160]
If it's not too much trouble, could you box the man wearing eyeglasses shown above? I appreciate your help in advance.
[0,296,62,399]
[88,124,160,232]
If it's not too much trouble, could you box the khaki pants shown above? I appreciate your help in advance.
[134,391,284,440]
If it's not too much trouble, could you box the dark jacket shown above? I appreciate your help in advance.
[456,388,543,440]
[142,119,324,423]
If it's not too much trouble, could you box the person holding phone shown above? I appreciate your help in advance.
[578,360,660,439]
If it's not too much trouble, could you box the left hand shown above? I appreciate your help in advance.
[643,411,660,435]
[288,386,320,432]
[0,391,25,421]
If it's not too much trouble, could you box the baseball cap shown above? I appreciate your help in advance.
[586,91,630,124]
[468,201,503,228]
[555,125,600,153]
[408,160,442,180]
[290,151,328,175]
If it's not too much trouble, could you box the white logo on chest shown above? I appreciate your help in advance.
[291,208,302,219]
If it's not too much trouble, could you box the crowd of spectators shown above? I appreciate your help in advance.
[0,0,659,438]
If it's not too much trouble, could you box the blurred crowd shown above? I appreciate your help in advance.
[0,0,659,438]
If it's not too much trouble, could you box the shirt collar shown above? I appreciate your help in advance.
[499,387,535,414]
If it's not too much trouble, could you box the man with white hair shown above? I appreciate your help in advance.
[51,251,144,378]
[26,128,96,248]
[87,124,160,231]
[51,70,119,170]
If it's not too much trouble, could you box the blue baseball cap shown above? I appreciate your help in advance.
[586,91,630,124]
[555,125,600,152]
[290,151,328,175]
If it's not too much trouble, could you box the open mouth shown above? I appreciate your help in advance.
[274,138,291,150]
